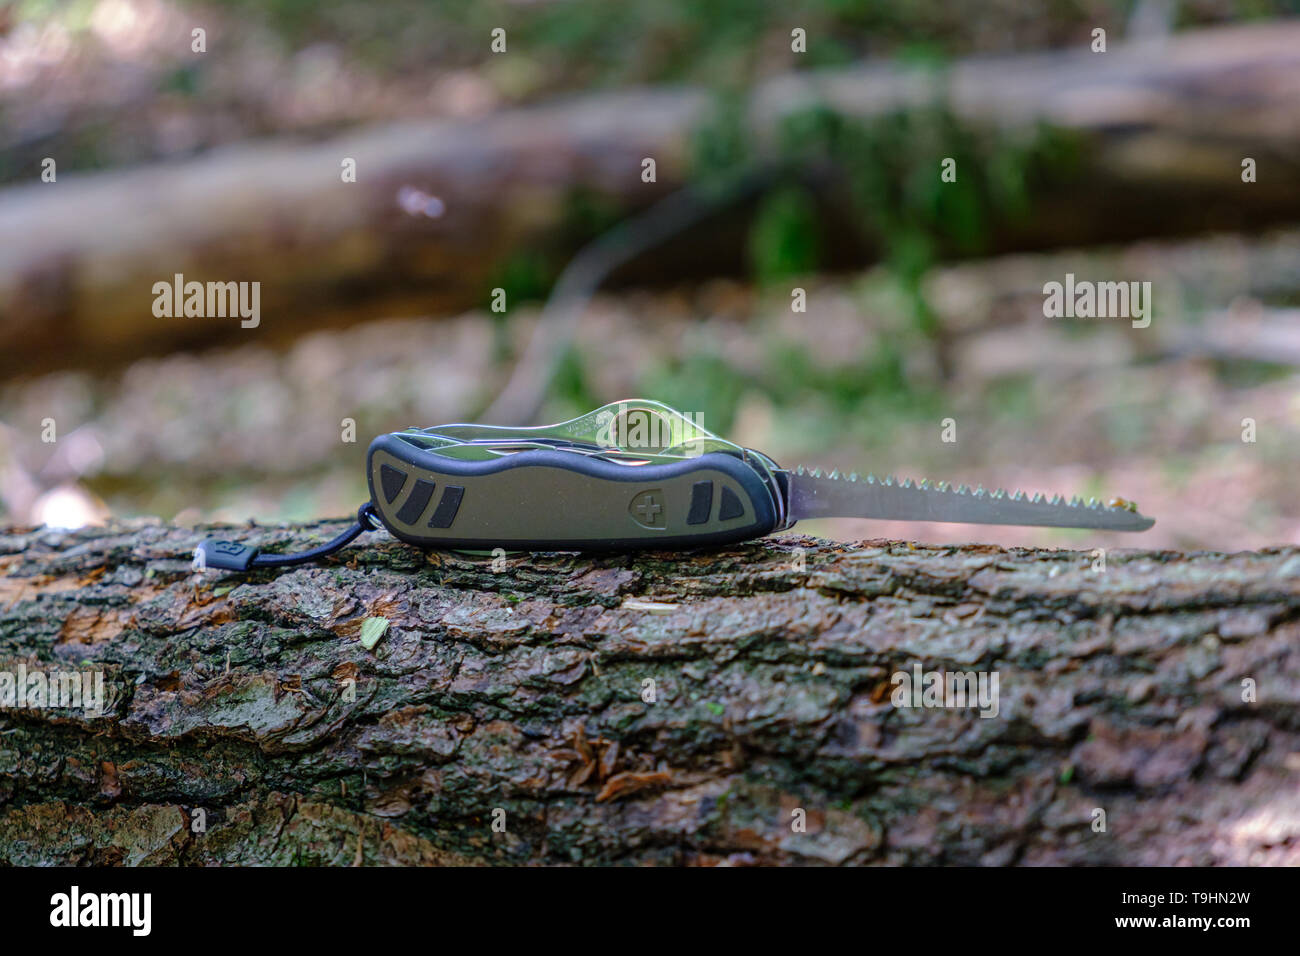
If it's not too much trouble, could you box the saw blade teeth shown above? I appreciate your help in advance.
[789,459,1150,528]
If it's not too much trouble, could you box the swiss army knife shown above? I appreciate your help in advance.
[195,399,1154,571]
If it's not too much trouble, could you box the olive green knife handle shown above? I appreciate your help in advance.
[367,436,779,551]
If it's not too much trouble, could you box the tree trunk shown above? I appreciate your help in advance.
[4,21,1300,376]
[1,518,1296,865]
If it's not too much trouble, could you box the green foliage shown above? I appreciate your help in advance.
[193,0,907,86]
[547,343,603,419]
[483,186,626,318]
[636,328,944,445]
[639,351,750,435]
[1211,356,1296,389]
[748,186,823,284]
[691,97,1088,379]
[681,95,1090,422]
[766,338,937,414]
[741,102,1082,356]
[161,65,202,97]
[170,0,1295,94]
[689,90,751,185]
[984,375,1038,423]
[485,250,552,310]
[771,102,1084,274]
[559,187,627,246]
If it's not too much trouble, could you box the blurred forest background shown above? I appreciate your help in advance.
[2,0,1299,550]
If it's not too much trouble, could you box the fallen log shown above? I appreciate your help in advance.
[1,519,1297,865]
[4,21,1300,376]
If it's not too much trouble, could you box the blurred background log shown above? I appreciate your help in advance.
[3,21,1300,377]
[1,520,1296,864]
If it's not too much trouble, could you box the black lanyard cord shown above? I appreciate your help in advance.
[194,502,381,572]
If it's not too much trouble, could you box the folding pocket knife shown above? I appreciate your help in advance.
[365,399,1154,550]
[196,399,1153,571]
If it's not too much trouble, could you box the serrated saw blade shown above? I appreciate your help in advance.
[786,468,1155,532]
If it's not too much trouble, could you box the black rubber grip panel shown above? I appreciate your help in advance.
[686,480,713,525]
[366,435,779,551]
[394,478,435,524]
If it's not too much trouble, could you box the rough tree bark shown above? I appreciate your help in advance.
[1,519,1297,866]
[4,21,1300,375]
